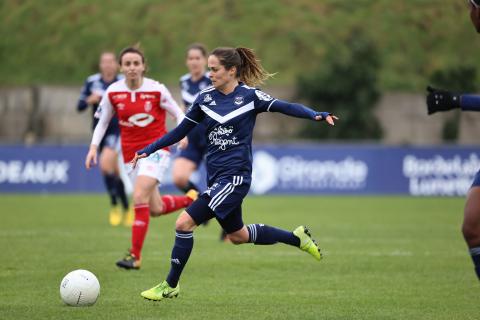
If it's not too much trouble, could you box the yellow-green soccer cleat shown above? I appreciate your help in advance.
[109,205,122,226]
[293,226,322,261]
[141,280,180,301]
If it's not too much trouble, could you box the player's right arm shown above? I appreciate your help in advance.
[426,86,480,114]
[85,91,114,169]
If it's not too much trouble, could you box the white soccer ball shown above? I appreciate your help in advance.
[59,269,100,307]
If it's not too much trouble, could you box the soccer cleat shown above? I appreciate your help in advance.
[123,206,134,227]
[141,280,180,301]
[109,205,122,226]
[185,189,199,201]
[116,252,141,270]
[293,226,322,261]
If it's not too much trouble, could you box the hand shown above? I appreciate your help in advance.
[426,86,461,115]
[86,93,102,105]
[85,146,98,169]
[131,152,147,169]
[314,113,339,125]
[178,137,188,150]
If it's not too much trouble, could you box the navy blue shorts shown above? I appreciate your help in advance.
[472,169,480,188]
[99,133,120,153]
[178,123,207,166]
[186,175,250,234]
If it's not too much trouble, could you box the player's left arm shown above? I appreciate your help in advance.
[426,86,480,114]
[253,89,338,125]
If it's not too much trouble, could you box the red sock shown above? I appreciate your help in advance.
[130,204,150,259]
[161,195,194,215]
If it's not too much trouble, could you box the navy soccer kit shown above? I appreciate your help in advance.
[178,73,211,166]
[139,83,329,233]
[78,73,123,152]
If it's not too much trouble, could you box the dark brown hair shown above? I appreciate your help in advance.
[187,43,208,58]
[118,46,145,66]
[210,47,273,87]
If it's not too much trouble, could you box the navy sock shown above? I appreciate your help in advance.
[247,224,300,247]
[103,174,118,206]
[166,230,194,287]
[469,247,480,280]
[179,180,199,193]
[114,176,129,210]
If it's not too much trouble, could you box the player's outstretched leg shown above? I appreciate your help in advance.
[243,224,322,261]
[141,280,180,301]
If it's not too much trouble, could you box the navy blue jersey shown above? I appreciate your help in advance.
[184,84,278,183]
[179,72,211,108]
[77,73,123,134]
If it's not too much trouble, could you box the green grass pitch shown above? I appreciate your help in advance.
[0,195,477,319]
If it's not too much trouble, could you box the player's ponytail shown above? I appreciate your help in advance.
[235,47,274,87]
[211,47,274,87]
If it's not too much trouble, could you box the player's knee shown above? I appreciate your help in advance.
[462,220,480,245]
[175,212,196,232]
[228,233,248,245]
[172,174,189,189]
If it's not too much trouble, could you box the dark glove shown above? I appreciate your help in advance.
[426,86,461,115]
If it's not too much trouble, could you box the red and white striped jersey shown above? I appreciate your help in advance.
[91,77,184,162]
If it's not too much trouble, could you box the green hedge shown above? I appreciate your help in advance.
[1,0,478,90]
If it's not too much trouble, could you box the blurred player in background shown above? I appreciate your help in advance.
[173,43,210,194]
[133,46,338,300]
[77,52,131,227]
[85,46,197,270]
[425,0,480,280]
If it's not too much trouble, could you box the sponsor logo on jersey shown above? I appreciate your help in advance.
[208,125,239,150]
[128,113,155,127]
[234,96,244,106]
[113,93,128,100]
[144,101,152,112]
[255,90,273,101]
[117,103,125,110]
[203,94,212,103]
[140,93,156,100]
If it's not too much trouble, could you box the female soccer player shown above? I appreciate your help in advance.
[424,0,480,280]
[172,43,210,194]
[77,51,130,226]
[132,46,338,300]
[85,47,197,270]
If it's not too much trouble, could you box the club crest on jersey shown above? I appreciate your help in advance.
[144,101,152,112]
[255,90,273,101]
[117,103,125,110]
[203,94,212,103]
[234,96,244,106]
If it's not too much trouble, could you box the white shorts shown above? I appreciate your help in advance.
[125,149,171,185]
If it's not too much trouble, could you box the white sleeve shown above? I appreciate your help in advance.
[159,84,184,125]
[90,91,114,147]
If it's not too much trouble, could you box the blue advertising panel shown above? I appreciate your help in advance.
[0,144,478,196]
